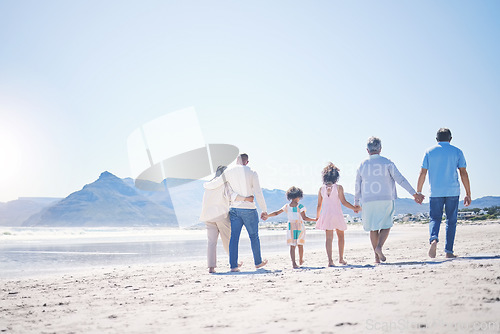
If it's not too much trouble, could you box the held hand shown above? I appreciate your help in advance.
[463,196,471,207]
[413,193,425,204]
[261,212,268,221]
[353,205,362,213]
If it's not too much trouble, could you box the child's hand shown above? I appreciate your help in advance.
[353,205,362,213]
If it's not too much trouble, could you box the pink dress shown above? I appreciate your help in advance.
[315,184,347,231]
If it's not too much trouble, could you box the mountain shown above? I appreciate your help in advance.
[123,177,205,228]
[23,172,178,227]
[459,196,500,210]
[0,197,62,226]
[2,170,498,227]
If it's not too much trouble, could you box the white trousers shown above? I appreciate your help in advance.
[206,217,231,268]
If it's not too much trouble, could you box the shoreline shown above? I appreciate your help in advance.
[1,223,500,333]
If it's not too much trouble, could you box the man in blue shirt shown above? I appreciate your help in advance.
[417,128,471,258]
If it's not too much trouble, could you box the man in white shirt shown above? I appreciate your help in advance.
[204,153,268,272]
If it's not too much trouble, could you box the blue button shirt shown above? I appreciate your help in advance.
[422,142,467,197]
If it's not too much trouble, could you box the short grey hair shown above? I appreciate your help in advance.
[367,136,382,153]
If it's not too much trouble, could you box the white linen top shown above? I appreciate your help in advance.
[203,165,267,212]
[199,181,237,222]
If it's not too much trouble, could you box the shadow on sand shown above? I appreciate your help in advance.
[379,255,500,267]
[214,255,500,274]
[214,269,283,276]
[456,255,500,260]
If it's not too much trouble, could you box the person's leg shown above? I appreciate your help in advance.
[375,228,390,262]
[429,197,445,258]
[444,196,459,257]
[290,246,298,268]
[229,209,244,270]
[216,217,231,255]
[298,245,304,265]
[370,230,380,263]
[241,209,266,267]
[325,230,334,266]
[206,222,218,272]
[336,230,346,264]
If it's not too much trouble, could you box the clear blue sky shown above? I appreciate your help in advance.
[0,1,499,202]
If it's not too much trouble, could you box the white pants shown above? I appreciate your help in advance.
[206,217,231,268]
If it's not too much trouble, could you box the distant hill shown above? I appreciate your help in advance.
[0,197,62,226]
[23,172,178,227]
[1,171,498,227]
[459,196,500,210]
[123,177,204,228]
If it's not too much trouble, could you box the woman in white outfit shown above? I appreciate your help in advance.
[200,166,254,273]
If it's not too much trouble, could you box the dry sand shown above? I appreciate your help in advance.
[1,223,500,334]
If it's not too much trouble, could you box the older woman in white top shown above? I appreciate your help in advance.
[355,137,424,263]
[200,166,254,273]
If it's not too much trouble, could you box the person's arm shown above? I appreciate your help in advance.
[300,211,317,222]
[316,188,323,218]
[225,183,253,203]
[414,168,427,204]
[390,162,425,204]
[354,168,362,206]
[252,171,268,219]
[337,184,358,211]
[459,167,471,207]
[389,162,417,195]
[203,173,225,190]
[267,208,284,217]
[236,194,254,202]
[416,168,427,194]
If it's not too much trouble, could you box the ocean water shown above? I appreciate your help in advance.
[0,226,370,279]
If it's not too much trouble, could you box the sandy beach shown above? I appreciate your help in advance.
[1,223,499,334]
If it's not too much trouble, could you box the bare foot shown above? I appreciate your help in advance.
[328,261,335,267]
[446,253,457,259]
[292,262,299,269]
[375,246,386,262]
[238,262,243,268]
[230,267,240,272]
[375,253,381,264]
[338,259,347,265]
[256,259,268,269]
[299,259,304,265]
[429,240,437,258]
[208,267,216,273]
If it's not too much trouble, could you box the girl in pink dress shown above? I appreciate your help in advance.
[316,163,360,266]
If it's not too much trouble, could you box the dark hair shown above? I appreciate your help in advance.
[286,186,303,201]
[240,153,249,163]
[436,128,452,142]
[215,165,227,177]
[322,163,340,184]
